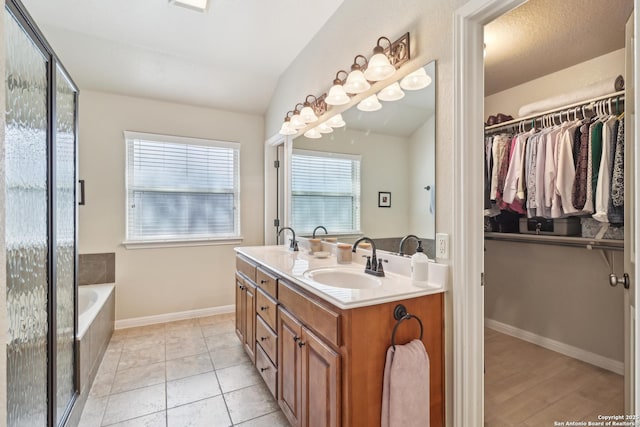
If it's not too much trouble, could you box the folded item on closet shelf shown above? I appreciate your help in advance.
[518,75,624,117]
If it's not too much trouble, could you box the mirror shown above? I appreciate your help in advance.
[289,61,436,256]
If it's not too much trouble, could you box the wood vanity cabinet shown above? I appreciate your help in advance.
[279,307,340,427]
[234,253,445,427]
[235,257,257,363]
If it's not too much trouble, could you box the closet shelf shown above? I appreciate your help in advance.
[485,90,625,134]
[484,232,623,251]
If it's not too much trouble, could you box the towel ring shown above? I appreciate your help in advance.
[391,304,424,350]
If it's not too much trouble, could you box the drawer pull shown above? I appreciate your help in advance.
[298,340,306,348]
[260,336,268,342]
[260,306,268,311]
[260,279,268,284]
[260,366,269,372]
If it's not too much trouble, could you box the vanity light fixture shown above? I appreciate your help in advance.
[378,82,405,102]
[343,55,371,94]
[357,94,382,112]
[316,122,334,134]
[325,71,351,106]
[300,95,320,123]
[279,111,298,136]
[327,113,346,128]
[168,0,209,12]
[400,67,432,91]
[303,127,322,139]
[363,37,396,81]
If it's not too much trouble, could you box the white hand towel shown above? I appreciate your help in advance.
[381,339,430,427]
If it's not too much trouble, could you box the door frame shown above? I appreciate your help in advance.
[452,0,640,425]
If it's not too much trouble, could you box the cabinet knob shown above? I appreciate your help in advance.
[260,366,269,372]
[239,285,245,290]
[298,340,306,348]
[260,306,268,311]
[260,336,268,342]
[293,336,300,342]
[260,279,268,284]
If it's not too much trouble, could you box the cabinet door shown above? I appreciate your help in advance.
[244,281,256,363]
[235,276,245,342]
[278,308,303,427]
[302,327,341,427]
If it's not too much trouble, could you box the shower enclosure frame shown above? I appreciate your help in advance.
[5,0,80,425]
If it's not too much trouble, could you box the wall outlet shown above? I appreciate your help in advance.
[436,233,449,260]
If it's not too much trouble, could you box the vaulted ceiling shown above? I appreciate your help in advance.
[21,0,344,114]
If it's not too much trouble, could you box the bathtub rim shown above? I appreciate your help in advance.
[77,283,115,340]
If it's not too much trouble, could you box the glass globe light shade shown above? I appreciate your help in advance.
[290,113,306,129]
[378,82,405,102]
[363,53,395,81]
[279,120,297,136]
[300,105,318,123]
[357,94,382,112]
[303,127,322,139]
[400,67,432,91]
[316,122,334,134]
[343,69,371,94]
[325,84,350,106]
[327,114,346,128]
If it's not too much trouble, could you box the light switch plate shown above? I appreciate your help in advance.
[436,233,449,259]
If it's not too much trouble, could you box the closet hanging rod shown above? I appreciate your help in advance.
[485,90,625,133]
[484,232,623,251]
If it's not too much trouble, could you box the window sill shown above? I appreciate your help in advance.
[123,237,244,250]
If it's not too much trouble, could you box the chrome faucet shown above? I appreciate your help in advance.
[398,234,419,256]
[278,227,299,252]
[312,226,328,239]
[352,237,384,277]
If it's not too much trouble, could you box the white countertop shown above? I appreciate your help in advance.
[235,245,446,310]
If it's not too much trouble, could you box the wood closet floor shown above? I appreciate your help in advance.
[484,328,623,427]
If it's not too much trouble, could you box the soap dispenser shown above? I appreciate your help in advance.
[410,240,429,287]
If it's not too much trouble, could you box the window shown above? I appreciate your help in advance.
[291,149,361,234]
[125,131,240,244]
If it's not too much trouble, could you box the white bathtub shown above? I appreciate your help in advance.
[78,284,115,339]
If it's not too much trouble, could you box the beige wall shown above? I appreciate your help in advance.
[485,48,625,118]
[483,49,626,361]
[78,90,265,320]
[293,128,411,239]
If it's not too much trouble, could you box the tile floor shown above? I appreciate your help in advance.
[485,328,624,427]
[78,313,289,427]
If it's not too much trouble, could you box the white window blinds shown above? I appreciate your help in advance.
[125,131,240,242]
[291,149,361,234]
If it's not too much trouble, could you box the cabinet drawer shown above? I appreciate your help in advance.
[256,345,277,398]
[256,315,277,366]
[278,281,340,347]
[256,267,277,298]
[256,287,278,331]
[236,256,257,283]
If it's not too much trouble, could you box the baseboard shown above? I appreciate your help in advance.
[115,305,235,330]
[485,318,624,375]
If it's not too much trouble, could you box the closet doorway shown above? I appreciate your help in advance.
[482,0,635,425]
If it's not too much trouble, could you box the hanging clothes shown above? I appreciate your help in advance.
[484,98,624,230]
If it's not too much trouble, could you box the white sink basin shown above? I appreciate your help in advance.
[303,267,382,289]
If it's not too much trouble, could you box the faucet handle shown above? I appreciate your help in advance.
[377,258,387,275]
[362,255,371,270]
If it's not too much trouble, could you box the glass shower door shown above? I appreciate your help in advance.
[5,7,49,427]
[55,65,78,425]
